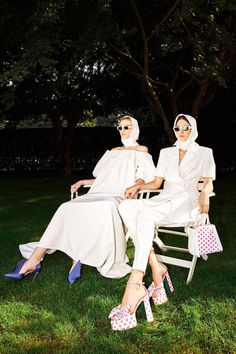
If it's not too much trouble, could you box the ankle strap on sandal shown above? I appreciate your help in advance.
[127,281,145,286]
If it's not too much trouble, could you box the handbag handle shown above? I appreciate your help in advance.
[196,213,210,226]
[205,214,210,225]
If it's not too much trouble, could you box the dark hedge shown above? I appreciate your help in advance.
[0,128,234,176]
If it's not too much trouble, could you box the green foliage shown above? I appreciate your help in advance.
[111,0,236,119]
[0,0,116,121]
[182,0,236,86]
[1,0,234,125]
[0,0,235,172]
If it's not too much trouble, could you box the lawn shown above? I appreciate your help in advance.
[0,175,235,354]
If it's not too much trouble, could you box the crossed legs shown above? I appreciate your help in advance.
[118,199,171,313]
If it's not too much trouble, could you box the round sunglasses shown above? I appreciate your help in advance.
[174,125,192,132]
[117,125,132,131]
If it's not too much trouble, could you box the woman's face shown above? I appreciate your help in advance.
[117,118,132,139]
[174,118,192,142]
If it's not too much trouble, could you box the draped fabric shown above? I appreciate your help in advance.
[19,150,155,278]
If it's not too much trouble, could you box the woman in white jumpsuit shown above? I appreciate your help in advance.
[109,114,216,330]
[4,116,155,282]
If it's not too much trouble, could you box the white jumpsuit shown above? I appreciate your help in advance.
[119,145,216,272]
[19,150,155,278]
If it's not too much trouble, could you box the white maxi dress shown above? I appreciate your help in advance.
[19,150,155,278]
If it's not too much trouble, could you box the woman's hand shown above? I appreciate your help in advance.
[70,181,83,193]
[70,179,95,193]
[125,185,140,199]
[198,190,210,214]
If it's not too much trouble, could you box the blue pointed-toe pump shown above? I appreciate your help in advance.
[13,258,27,273]
[67,261,81,284]
[4,259,42,280]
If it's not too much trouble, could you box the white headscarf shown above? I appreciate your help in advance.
[173,114,198,150]
[121,116,140,146]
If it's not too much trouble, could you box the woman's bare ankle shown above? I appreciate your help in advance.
[19,258,40,274]
[121,270,146,311]
[69,260,77,272]
[121,283,146,312]
[149,258,167,285]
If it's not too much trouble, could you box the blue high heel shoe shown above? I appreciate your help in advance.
[11,258,27,273]
[4,260,42,280]
[67,261,81,284]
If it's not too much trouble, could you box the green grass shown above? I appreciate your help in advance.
[0,175,235,354]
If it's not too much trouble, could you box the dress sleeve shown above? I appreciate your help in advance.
[202,148,216,180]
[135,152,156,182]
[92,150,110,177]
[154,149,166,177]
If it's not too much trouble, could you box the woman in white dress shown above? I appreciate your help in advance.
[4,116,155,282]
[109,114,216,330]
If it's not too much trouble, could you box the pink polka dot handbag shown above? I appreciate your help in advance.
[187,215,223,257]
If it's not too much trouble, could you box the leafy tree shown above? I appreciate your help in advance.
[0,0,117,176]
[110,0,236,142]
[0,0,235,175]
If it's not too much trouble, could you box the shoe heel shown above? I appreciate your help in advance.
[142,294,154,322]
[164,271,174,293]
[32,271,40,280]
[148,282,168,305]
[32,263,42,280]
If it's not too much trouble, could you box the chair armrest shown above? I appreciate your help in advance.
[138,189,162,199]
[138,189,162,194]
[71,184,92,200]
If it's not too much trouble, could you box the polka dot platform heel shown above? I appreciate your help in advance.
[109,282,154,331]
[148,270,174,305]
[148,282,168,305]
[163,271,174,293]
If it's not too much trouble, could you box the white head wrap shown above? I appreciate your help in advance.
[173,114,198,150]
[120,116,140,146]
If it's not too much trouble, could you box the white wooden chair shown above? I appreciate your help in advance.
[72,183,214,284]
[137,182,215,284]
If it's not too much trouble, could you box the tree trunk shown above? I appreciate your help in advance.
[191,84,209,118]
[139,78,176,144]
[51,117,75,178]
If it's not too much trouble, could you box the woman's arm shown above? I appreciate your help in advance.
[198,177,214,214]
[130,178,145,199]
[70,179,95,193]
[125,176,164,199]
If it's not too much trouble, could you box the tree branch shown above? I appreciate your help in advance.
[130,0,149,77]
[147,0,180,41]
[191,83,209,117]
[109,43,144,74]
[176,75,195,97]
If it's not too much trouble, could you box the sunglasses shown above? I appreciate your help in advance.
[174,125,192,132]
[117,125,132,131]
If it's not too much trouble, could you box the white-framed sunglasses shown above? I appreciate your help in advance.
[174,125,192,132]
[117,125,132,131]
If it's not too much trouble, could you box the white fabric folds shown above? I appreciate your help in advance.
[19,150,155,279]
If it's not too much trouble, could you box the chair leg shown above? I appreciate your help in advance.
[153,235,167,251]
[186,256,198,284]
